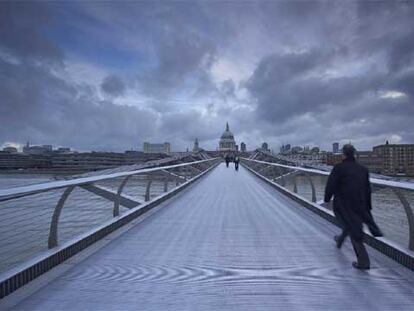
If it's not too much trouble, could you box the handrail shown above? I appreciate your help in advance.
[242,157,414,251]
[0,157,220,298]
[242,158,414,191]
[0,158,219,201]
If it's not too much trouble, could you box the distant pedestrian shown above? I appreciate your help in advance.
[324,144,382,270]
[234,156,240,171]
[225,154,230,168]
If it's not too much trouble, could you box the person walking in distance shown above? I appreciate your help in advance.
[234,156,240,171]
[225,154,230,168]
[324,144,382,270]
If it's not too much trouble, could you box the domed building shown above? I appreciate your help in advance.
[219,122,237,151]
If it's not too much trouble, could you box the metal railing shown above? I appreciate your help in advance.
[0,158,220,275]
[241,158,414,251]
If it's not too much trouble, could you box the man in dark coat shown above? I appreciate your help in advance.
[234,156,240,171]
[225,154,230,168]
[324,144,382,270]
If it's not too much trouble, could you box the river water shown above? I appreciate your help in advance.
[0,173,54,189]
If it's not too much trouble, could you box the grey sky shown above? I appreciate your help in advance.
[0,1,413,152]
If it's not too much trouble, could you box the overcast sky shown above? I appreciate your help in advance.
[1,1,413,152]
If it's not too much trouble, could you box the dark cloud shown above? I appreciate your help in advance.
[390,69,414,98]
[388,33,414,73]
[0,58,156,151]
[101,75,125,97]
[242,1,414,149]
[246,48,380,122]
[1,1,414,152]
[0,2,62,61]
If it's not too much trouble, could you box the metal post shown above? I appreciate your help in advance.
[145,179,153,202]
[48,185,76,249]
[113,175,133,217]
[393,189,414,251]
[279,168,286,187]
[305,173,317,203]
[163,178,168,192]
[293,175,298,193]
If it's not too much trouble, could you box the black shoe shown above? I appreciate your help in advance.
[352,261,370,270]
[334,235,344,249]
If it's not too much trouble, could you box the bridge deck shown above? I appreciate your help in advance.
[4,164,414,310]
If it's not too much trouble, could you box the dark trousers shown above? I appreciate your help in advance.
[351,237,370,267]
[235,162,239,170]
[334,207,370,267]
[336,228,348,246]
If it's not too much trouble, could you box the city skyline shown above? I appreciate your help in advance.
[2,135,404,154]
[1,2,414,152]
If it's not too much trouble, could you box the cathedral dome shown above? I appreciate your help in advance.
[220,122,234,139]
[218,122,237,151]
[221,129,234,140]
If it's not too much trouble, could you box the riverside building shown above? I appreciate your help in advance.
[143,142,171,154]
[373,142,414,176]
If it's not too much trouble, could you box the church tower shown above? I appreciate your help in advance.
[193,138,200,152]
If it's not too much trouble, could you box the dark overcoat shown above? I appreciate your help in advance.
[324,158,372,241]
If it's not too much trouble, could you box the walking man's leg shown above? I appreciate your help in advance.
[333,209,348,248]
[351,237,370,269]
[334,229,348,248]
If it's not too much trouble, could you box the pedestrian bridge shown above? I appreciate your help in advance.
[1,160,414,310]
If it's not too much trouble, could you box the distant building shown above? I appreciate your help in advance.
[310,147,320,154]
[240,142,246,152]
[356,151,383,174]
[280,144,291,154]
[333,142,339,153]
[219,122,237,151]
[22,142,30,154]
[0,153,51,170]
[50,152,166,170]
[326,153,342,166]
[23,142,54,155]
[2,146,18,154]
[193,138,200,152]
[373,141,414,176]
[261,142,269,151]
[143,142,171,154]
[291,146,303,154]
[326,144,404,175]
[0,150,171,171]
[56,147,71,154]
[124,150,143,155]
